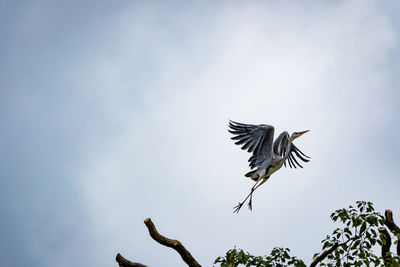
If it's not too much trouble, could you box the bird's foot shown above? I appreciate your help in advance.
[233,202,244,213]
[248,199,253,211]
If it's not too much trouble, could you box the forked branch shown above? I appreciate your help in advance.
[115,218,201,267]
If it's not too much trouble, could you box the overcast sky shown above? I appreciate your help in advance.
[1,1,400,266]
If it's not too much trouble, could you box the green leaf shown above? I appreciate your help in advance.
[360,222,367,233]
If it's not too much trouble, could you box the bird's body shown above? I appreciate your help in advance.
[228,121,310,213]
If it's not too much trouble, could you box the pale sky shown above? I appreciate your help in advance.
[1,1,400,266]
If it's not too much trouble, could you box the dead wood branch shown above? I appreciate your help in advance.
[115,218,201,267]
[116,253,148,267]
[144,218,201,267]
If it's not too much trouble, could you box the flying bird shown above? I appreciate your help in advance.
[228,120,310,213]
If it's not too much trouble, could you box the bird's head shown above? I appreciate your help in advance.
[290,130,309,141]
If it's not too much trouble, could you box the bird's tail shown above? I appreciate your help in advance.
[245,170,259,181]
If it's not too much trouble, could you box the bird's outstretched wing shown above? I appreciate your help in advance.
[228,120,275,169]
[273,132,310,168]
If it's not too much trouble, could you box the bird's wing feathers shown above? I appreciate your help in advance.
[273,132,310,169]
[273,131,289,157]
[229,120,275,169]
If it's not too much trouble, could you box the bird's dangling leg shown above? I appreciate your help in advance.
[248,188,254,211]
[252,176,269,192]
[248,176,270,211]
[233,176,262,213]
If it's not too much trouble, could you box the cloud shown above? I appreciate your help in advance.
[1,0,399,266]
[74,1,398,265]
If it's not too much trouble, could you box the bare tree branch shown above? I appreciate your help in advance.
[115,218,201,267]
[116,253,148,267]
[144,218,202,267]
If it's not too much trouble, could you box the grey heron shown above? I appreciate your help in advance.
[228,120,310,213]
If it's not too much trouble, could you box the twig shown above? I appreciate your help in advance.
[116,253,148,267]
[144,218,201,267]
[379,226,392,264]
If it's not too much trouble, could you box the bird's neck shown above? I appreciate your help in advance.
[283,138,294,160]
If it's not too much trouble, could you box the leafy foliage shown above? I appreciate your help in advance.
[384,256,400,266]
[214,247,306,267]
[215,201,400,267]
[314,201,385,266]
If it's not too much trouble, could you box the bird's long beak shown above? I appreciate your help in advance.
[298,130,309,136]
